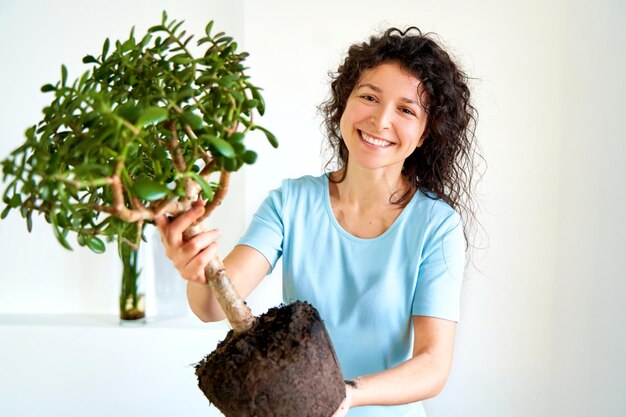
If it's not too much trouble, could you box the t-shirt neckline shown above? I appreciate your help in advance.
[322,173,419,243]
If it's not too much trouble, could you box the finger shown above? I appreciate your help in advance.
[154,214,169,237]
[183,243,220,283]
[181,228,221,258]
[167,204,205,247]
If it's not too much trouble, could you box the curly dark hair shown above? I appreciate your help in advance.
[320,27,483,248]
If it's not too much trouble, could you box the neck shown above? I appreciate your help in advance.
[332,164,408,207]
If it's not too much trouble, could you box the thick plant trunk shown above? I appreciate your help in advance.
[183,224,255,333]
[204,257,255,332]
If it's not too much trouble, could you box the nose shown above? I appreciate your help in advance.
[371,105,393,130]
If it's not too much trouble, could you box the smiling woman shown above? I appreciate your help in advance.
[157,25,482,417]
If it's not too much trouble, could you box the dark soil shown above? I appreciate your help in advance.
[195,301,345,417]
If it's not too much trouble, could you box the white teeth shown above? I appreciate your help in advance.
[361,131,393,147]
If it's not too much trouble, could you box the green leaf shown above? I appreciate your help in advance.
[116,103,142,124]
[79,71,89,87]
[9,194,22,208]
[87,237,106,254]
[148,25,165,33]
[82,55,98,64]
[1,206,10,220]
[136,107,168,127]
[197,36,211,46]
[121,38,135,52]
[246,99,259,110]
[182,111,204,131]
[56,231,73,250]
[216,36,233,45]
[57,214,69,228]
[140,34,152,48]
[25,125,36,139]
[229,132,245,143]
[170,20,184,35]
[41,84,56,93]
[231,141,244,154]
[102,38,110,59]
[250,86,265,115]
[203,135,235,158]
[51,214,73,251]
[242,150,257,164]
[231,90,244,103]
[61,65,68,86]
[151,147,168,160]
[205,21,214,36]
[170,53,192,65]
[217,74,239,87]
[132,179,170,201]
[190,173,214,200]
[176,87,194,101]
[73,164,113,178]
[255,126,278,148]
[223,157,237,171]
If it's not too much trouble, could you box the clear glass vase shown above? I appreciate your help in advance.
[119,243,146,326]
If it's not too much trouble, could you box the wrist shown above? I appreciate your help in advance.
[344,377,362,408]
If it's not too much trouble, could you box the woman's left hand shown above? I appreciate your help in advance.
[331,383,355,417]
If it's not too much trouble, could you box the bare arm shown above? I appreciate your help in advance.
[333,316,456,416]
[155,204,270,322]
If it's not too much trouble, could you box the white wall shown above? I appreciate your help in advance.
[1,1,625,416]
[550,1,626,416]
[240,1,625,416]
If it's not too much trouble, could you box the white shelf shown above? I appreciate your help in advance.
[0,313,229,417]
[0,312,231,331]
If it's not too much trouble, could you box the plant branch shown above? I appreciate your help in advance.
[52,174,115,189]
[153,198,193,217]
[164,120,187,172]
[105,161,152,222]
[199,169,229,222]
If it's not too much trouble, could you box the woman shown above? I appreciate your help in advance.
[156,27,479,417]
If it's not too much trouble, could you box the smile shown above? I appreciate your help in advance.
[359,131,394,148]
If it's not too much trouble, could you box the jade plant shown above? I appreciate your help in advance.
[1,12,276,323]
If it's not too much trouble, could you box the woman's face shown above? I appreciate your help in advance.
[339,62,428,175]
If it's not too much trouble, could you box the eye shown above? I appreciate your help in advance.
[400,107,416,116]
[360,95,377,102]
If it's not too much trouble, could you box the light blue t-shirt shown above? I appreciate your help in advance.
[239,174,465,417]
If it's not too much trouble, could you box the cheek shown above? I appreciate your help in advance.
[339,104,356,137]
[339,113,348,139]
[413,121,428,147]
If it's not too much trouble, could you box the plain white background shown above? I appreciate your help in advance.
[0,0,624,416]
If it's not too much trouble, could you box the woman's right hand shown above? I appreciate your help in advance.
[154,203,221,285]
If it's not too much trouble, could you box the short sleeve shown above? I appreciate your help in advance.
[237,183,286,274]
[412,212,466,322]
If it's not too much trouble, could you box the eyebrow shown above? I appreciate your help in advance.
[356,83,420,106]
